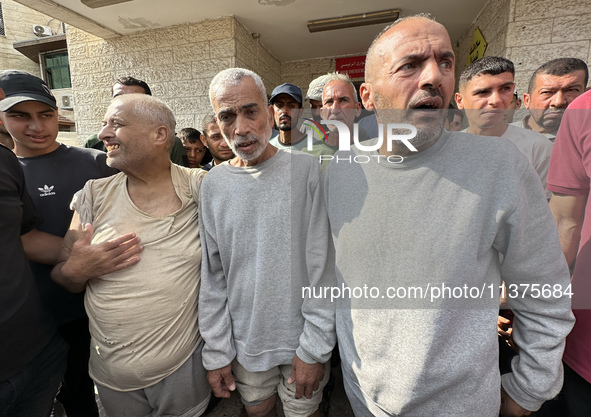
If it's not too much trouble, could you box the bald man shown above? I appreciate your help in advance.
[325,14,574,417]
[52,94,210,417]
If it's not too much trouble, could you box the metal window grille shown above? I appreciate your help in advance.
[0,4,5,36]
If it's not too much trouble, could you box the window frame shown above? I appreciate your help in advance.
[40,49,72,89]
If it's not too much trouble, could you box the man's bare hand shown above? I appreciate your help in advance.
[498,315,519,352]
[52,223,142,292]
[207,364,236,398]
[500,387,532,417]
[287,355,325,399]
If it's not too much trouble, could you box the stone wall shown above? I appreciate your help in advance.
[453,0,591,95]
[67,16,282,143]
[233,19,281,94]
[281,57,336,95]
[453,0,512,91]
[507,0,591,92]
[0,0,64,75]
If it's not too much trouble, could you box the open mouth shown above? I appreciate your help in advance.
[237,140,257,149]
[411,97,443,110]
[106,144,120,152]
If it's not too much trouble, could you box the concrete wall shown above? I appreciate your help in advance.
[67,16,283,143]
[0,0,63,75]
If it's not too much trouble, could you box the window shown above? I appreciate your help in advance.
[42,51,71,89]
[0,3,5,36]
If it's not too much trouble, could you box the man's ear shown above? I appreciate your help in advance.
[267,104,274,127]
[200,134,208,148]
[153,126,169,147]
[360,83,374,110]
[523,93,531,109]
[297,106,305,121]
[354,101,362,117]
[454,92,465,110]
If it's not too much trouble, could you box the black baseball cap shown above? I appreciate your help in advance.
[269,83,303,106]
[0,70,57,111]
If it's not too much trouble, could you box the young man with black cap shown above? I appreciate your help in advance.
[0,83,68,417]
[0,70,117,417]
[269,83,334,167]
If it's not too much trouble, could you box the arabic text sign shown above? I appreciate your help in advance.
[336,56,366,79]
[466,27,488,67]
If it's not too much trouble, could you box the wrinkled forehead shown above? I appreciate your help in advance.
[371,19,453,68]
[533,71,587,92]
[105,97,143,124]
[323,80,355,99]
[213,77,266,111]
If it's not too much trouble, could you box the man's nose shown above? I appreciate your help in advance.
[488,91,503,107]
[550,91,568,108]
[234,114,251,136]
[419,60,443,89]
[27,115,43,131]
[98,124,113,141]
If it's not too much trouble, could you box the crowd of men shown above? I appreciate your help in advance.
[1,11,590,417]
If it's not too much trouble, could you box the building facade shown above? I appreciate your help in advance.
[4,0,591,143]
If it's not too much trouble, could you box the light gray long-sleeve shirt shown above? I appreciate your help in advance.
[199,149,336,372]
[325,130,574,416]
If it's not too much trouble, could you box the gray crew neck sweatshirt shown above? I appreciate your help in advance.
[199,149,336,372]
[325,130,574,416]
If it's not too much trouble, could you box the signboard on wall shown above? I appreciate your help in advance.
[466,27,488,67]
[336,56,366,79]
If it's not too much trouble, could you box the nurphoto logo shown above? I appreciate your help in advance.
[303,120,419,164]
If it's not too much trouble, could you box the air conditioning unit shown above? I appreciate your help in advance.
[61,95,74,110]
[33,25,52,37]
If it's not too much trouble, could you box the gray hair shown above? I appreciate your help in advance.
[323,72,358,103]
[201,112,217,135]
[209,68,267,109]
[111,94,176,150]
[365,13,437,83]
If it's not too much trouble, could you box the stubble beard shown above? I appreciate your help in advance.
[534,108,564,131]
[373,92,446,153]
[223,123,273,161]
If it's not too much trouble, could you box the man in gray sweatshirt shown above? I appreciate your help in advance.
[325,14,574,417]
[200,68,336,417]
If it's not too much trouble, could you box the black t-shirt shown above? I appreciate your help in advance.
[0,144,54,381]
[19,144,118,325]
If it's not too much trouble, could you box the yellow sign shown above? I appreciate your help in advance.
[466,27,488,67]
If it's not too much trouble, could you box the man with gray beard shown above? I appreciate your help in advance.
[324,13,574,417]
[199,68,336,417]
